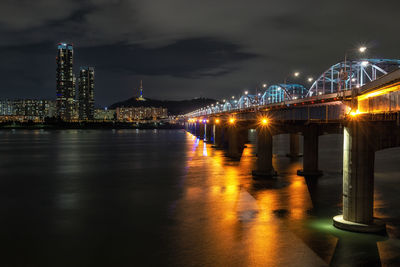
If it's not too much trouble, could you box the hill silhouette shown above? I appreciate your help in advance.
[109,97,217,115]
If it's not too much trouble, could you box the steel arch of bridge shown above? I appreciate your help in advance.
[307,59,400,97]
[261,84,308,105]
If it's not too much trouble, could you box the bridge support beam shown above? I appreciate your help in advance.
[252,128,276,178]
[287,133,302,158]
[333,122,385,233]
[297,125,323,177]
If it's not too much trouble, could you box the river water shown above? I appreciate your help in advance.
[0,129,399,266]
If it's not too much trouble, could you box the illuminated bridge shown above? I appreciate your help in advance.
[184,58,400,234]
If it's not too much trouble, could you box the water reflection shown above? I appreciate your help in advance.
[0,130,398,266]
[175,132,400,266]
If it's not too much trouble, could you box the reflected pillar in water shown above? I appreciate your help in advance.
[333,122,385,233]
[297,124,323,177]
[252,127,277,177]
[287,133,302,158]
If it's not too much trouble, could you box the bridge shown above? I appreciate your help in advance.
[183,59,400,234]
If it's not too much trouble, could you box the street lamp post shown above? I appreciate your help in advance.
[342,46,367,109]
[343,46,367,91]
[283,72,300,104]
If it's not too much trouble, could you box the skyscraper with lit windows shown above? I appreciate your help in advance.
[56,43,75,120]
[78,67,95,120]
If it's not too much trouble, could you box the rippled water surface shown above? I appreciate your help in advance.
[0,129,399,266]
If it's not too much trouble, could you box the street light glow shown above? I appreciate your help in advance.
[229,118,235,124]
[294,72,300,77]
[361,61,369,67]
[215,119,220,124]
[349,109,361,117]
[262,83,267,88]
[359,46,367,53]
[260,118,268,126]
[308,77,313,82]
[245,90,248,95]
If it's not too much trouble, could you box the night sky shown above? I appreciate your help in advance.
[0,0,399,107]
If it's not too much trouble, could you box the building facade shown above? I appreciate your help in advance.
[0,99,56,121]
[116,107,167,121]
[56,43,75,120]
[0,100,14,116]
[94,108,115,121]
[78,67,95,120]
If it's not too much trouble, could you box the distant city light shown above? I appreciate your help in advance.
[359,46,367,53]
[245,90,248,95]
[294,72,300,77]
[308,77,313,82]
[262,83,267,88]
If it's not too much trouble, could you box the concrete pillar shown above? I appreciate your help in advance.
[212,124,224,149]
[205,123,213,142]
[333,122,385,233]
[227,125,243,159]
[252,128,276,177]
[198,122,205,139]
[287,133,302,158]
[297,125,323,177]
[188,122,195,134]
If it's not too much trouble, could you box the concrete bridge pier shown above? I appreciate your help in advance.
[226,125,246,159]
[205,123,213,143]
[212,124,225,149]
[297,125,323,177]
[333,122,385,233]
[190,123,196,135]
[198,122,205,139]
[252,128,277,178]
[287,133,302,158]
[193,122,199,137]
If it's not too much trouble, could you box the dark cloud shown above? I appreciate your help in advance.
[78,38,256,77]
[0,0,399,106]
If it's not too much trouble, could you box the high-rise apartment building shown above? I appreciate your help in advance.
[78,67,95,120]
[56,43,75,120]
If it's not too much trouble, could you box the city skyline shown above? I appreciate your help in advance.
[1,1,400,107]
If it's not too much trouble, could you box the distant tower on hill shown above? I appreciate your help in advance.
[137,80,146,101]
